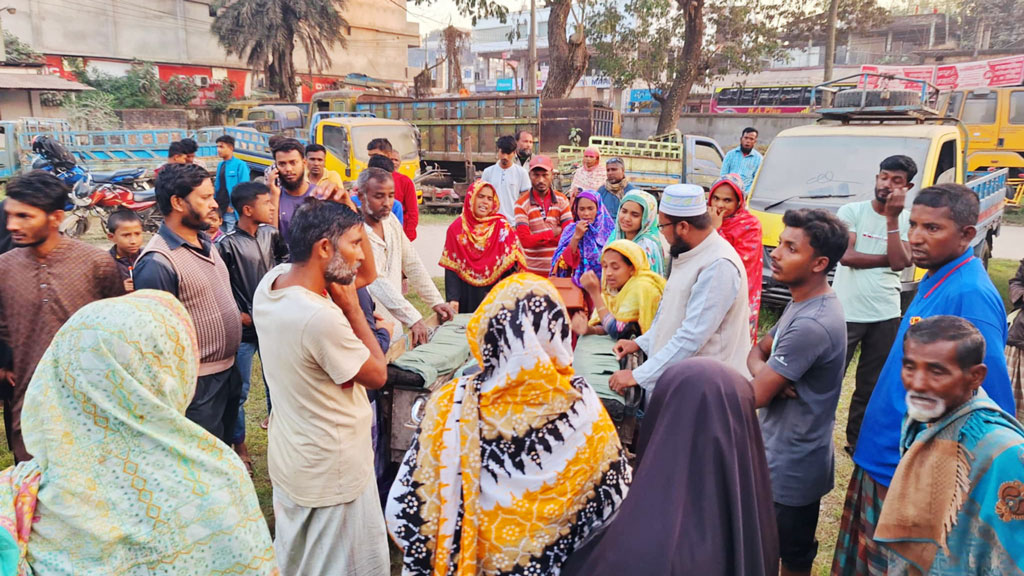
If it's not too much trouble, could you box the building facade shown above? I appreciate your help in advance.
[4,0,420,102]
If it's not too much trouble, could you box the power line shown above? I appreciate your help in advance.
[385,0,449,27]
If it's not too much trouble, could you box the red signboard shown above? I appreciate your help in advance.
[44,55,78,81]
[858,65,936,90]
[300,76,346,102]
[860,57,1024,92]
[934,55,1024,91]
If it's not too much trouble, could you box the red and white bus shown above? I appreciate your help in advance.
[710,84,854,114]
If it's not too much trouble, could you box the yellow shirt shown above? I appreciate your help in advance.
[318,169,344,187]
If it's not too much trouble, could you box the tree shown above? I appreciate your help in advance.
[212,0,347,101]
[161,76,199,106]
[208,81,239,114]
[69,59,163,109]
[953,0,1024,52]
[590,0,793,133]
[442,25,470,93]
[2,31,43,65]
[420,0,590,99]
[541,0,590,99]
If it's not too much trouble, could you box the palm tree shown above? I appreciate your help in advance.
[212,0,347,101]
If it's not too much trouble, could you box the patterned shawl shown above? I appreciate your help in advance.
[570,147,607,194]
[440,180,526,287]
[876,390,1024,575]
[0,291,277,576]
[609,189,666,277]
[386,274,632,576]
[593,240,666,334]
[551,190,616,285]
[711,174,763,340]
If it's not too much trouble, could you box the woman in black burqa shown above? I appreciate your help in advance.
[563,357,780,576]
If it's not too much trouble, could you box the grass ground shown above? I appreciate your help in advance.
[2,214,1018,574]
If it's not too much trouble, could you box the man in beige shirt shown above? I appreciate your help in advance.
[357,167,455,345]
[253,199,389,576]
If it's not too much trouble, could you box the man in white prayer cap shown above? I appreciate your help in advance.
[610,183,752,397]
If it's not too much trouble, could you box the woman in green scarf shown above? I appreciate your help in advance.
[0,290,277,576]
[608,189,666,277]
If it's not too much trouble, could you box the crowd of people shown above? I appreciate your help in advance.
[0,123,1019,576]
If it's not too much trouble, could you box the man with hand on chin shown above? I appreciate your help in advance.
[874,316,1024,575]
[833,183,1015,575]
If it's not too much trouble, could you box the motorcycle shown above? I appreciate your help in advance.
[59,174,162,238]
[30,136,162,238]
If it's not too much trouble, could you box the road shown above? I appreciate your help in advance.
[994,225,1024,262]
[412,223,450,278]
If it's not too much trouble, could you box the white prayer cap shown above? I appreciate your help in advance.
[659,184,707,217]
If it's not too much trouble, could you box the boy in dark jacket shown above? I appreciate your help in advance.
[217,182,289,470]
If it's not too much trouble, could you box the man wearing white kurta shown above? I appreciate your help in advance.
[609,184,752,397]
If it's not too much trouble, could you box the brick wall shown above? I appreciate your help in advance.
[116,109,188,130]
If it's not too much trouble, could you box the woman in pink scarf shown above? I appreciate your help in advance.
[571,146,607,199]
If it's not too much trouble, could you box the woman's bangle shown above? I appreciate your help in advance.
[887,229,900,234]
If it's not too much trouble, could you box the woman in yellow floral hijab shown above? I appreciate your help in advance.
[386,274,631,576]
[0,290,277,576]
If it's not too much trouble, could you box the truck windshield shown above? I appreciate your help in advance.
[351,125,419,162]
[749,135,931,213]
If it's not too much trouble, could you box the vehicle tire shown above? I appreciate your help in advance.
[981,233,993,270]
[59,212,90,238]
[833,89,921,108]
[140,207,163,234]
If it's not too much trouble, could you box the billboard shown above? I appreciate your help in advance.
[860,56,1024,92]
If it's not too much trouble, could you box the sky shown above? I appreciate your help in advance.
[405,0,474,34]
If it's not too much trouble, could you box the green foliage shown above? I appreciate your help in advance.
[2,31,43,65]
[69,60,163,109]
[62,91,120,130]
[588,0,792,103]
[208,80,238,114]
[212,0,348,101]
[955,0,1024,51]
[785,0,890,45]
[415,0,508,25]
[160,75,199,107]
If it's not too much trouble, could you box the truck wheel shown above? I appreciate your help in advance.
[982,234,993,270]
[833,90,921,108]
[59,213,90,238]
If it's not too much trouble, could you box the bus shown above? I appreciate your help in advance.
[710,84,854,114]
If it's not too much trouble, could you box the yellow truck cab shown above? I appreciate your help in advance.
[749,79,1007,308]
[940,87,1024,200]
[312,115,420,183]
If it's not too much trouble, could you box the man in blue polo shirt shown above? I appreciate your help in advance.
[832,182,1015,575]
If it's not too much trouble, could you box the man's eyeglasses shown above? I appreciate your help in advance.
[658,222,675,229]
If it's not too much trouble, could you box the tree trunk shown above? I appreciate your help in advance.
[822,0,841,105]
[540,0,589,99]
[280,41,297,102]
[656,0,705,135]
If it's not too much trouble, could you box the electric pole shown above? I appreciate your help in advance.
[528,0,537,95]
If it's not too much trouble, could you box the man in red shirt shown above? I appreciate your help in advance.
[514,155,572,276]
[367,138,418,241]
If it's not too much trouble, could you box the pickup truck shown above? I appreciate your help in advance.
[197,111,422,185]
[750,81,1007,308]
[556,130,726,194]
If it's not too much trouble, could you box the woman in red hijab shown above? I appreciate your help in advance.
[709,173,763,341]
[440,180,526,313]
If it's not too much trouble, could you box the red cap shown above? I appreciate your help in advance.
[529,155,554,172]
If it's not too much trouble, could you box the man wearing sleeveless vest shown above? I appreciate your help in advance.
[609,183,751,397]
[134,163,243,444]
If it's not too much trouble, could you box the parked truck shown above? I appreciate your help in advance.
[939,87,1024,205]
[556,130,726,194]
[749,76,1007,308]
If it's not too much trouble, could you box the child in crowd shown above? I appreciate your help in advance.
[217,181,289,473]
[106,209,144,293]
[209,211,225,242]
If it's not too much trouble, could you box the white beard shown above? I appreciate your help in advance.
[905,391,947,422]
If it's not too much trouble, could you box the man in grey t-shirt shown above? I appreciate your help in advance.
[747,208,849,576]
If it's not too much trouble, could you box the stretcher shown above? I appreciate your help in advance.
[382,314,474,463]
[382,319,644,463]
[571,334,644,450]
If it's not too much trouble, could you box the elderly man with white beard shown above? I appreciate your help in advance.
[832,183,1016,576]
[871,316,1024,575]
